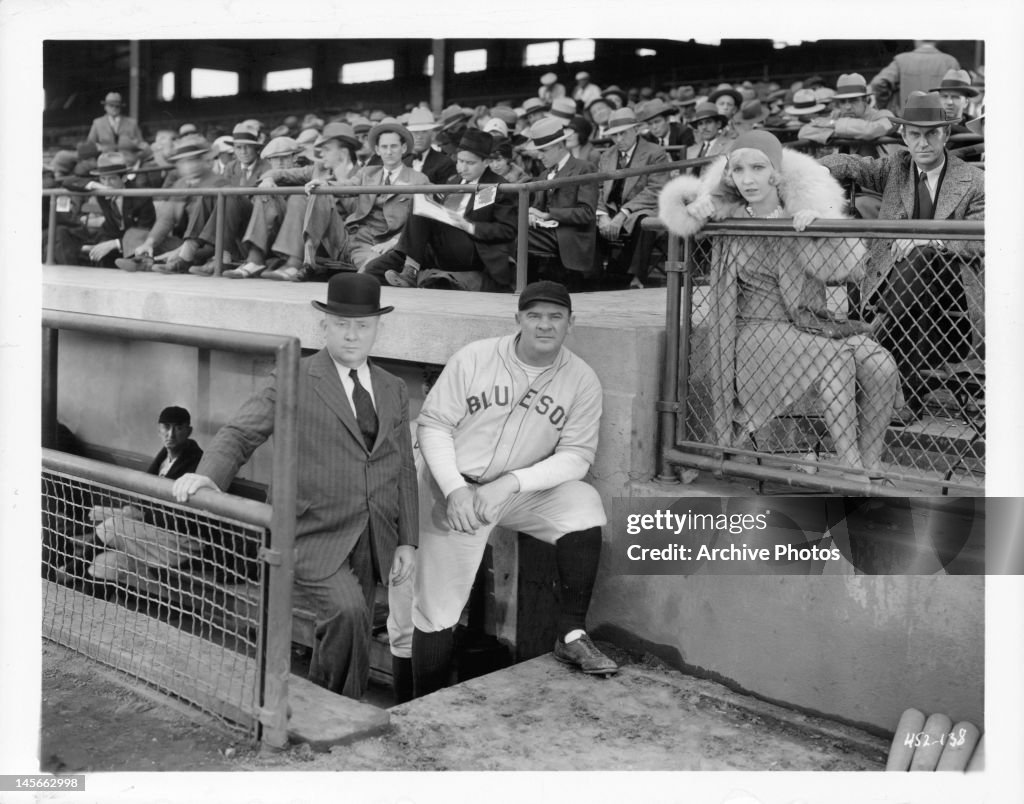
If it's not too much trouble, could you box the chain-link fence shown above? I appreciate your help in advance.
[656,218,984,495]
[42,461,267,738]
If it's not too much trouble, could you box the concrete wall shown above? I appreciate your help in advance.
[45,267,984,733]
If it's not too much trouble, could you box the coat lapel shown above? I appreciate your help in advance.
[309,350,365,449]
[368,363,396,453]
[899,158,917,219]
[933,156,971,220]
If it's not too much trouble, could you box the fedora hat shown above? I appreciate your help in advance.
[311,273,394,318]
[231,121,261,145]
[733,99,769,125]
[929,68,981,97]
[260,136,302,160]
[689,102,728,125]
[489,106,519,128]
[367,120,414,152]
[456,128,494,159]
[783,89,826,116]
[315,122,360,150]
[90,151,131,176]
[178,123,198,137]
[584,95,612,112]
[549,97,577,121]
[603,108,640,136]
[521,97,550,117]
[575,71,590,82]
[601,85,627,106]
[527,117,569,149]
[211,135,235,155]
[814,87,836,105]
[831,73,872,100]
[406,107,440,132]
[637,98,675,122]
[301,114,325,132]
[350,116,372,135]
[708,84,743,107]
[102,91,123,107]
[269,124,290,139]
[438,104,472,130]
[168,133,211,161]
[892,91,959,127]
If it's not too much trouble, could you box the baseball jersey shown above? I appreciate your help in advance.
[417,334,602,497]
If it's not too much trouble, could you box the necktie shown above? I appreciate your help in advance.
[698,141,709,158]
[917,171,934,219]
[349,369,378,449]
[383,171,391,186]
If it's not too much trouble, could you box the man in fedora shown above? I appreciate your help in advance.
[639,98,694,150]
[173,273,418,703]
[930,69,981,131]
[730,99,770,136]
[595,107,670,288]
[77,152,156,269]
[798,73,896,158]
[524,117,598,290]
[123,133,227,273]
[821,91,985,423]
[708,84,743,121]
[684,102,732,175]
[370,128,516,292]
[87,91,143,153]
[403,108,455,184]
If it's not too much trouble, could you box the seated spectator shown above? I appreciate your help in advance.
[764,89,791,128]
[86,91,143,153]
[684,103,732,174]
[595,108,670,287]
[488,138,531,182]
[126,133,227,274]
[435,106,473,158]
[601,85,628,110]
[565,116,600,169]
[639,98,694,150]
[548,97,577,124]
[585,96,614,141]
[930,69,981,133]
[708,84,743,123]
[371,129,516,292]
[782,89,827,129]
[731,99,769,135]
[524,118,598,290]
[798,73,896,157]
[45,145,97,265]
[659,131,899,480]
[521,98,549,128]
[538,72,567,104]
[70,152,156,269]
[211,136,234,174]
[119,140,166,191]
[820,93,984,424]
[87,406,205,582]
[572,71,602,107]
[404,108,456,184]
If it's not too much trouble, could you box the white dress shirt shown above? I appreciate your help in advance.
[332,357,376,414]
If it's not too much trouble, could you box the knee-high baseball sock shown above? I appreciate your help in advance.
[412,627,454,698]
[554,526,603,638]
[391,655,413,704]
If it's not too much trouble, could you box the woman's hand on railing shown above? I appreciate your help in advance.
[792,209,818,232]
[685,194,715,222]
[172,473,221,503]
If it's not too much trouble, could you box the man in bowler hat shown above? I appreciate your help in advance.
[173,274,418,702]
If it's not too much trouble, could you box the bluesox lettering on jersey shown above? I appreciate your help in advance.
[465,385,570,430]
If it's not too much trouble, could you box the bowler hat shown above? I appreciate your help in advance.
[311,273,394,318]
[168,133,211,161]
[90,151,131,176]
[518,280,572,313]
[260,136,302,160]
[406,107,441,132]
[929,69,981,98]
[549,97,577,121]
[315,122,360,151]
[367,120,414,152]
[689,102,728,125]
[159,406,191,426]
[457,128,494,159]
[102,91,123,106]
[637,98,675,122]
[603,108,641,136]
[831,73,872,100]
[527,117,569,149]
[783,89,826,116]
[708,84,743,108]
[891,92,959,127]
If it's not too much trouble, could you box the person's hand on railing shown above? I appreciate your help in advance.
[172,473,222,503]
[685,194,715,222]
[389,544,416,586]
[304,178,325,196]
[445,486,481,534]
[90,504,120,523]
[890,238,942,262]
[88,239,121,263]
[258,176,277,191]
[792,210,818,231]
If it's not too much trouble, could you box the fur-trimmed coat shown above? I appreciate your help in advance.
[658,148,869,447]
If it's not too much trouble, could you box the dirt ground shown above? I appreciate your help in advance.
[39,640,887,774]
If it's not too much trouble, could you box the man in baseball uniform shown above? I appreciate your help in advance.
[389,280,618,701]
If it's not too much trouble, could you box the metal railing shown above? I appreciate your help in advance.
[43,156,712,292]
[651,217,985,497]
[42,310,300,749]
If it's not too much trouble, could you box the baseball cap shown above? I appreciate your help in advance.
[158,406,191,426]
[518,281,572,313]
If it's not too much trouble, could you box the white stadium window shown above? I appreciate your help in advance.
[159,72,175,102]
[636,48,657,58]
[424,54,434,77]
[265,67,312,92]
[340,59,395,85]
[524,41,559,67]
[454,49,487,74]
[191,68,239,99]
[562,39,595,63]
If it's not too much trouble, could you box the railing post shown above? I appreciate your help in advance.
[260,335,301,751]
[516,187,529,293]
[46,195,58,265]
[657,232,683,483]
[42,326,59,450]
[213,193,226,276]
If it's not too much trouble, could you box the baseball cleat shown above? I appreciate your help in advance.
[553,633,619,676]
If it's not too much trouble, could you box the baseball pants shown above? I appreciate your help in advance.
[387,458,607,658]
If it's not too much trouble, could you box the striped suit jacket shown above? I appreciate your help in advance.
[197,348,418,582]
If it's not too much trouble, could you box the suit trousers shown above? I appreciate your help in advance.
[197,194,254,261]
[291,527,381,700]
[242,195,289,257]
[363,215,482,283]
[600,214,661,282]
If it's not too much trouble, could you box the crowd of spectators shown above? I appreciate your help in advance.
[43,41,984,293]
